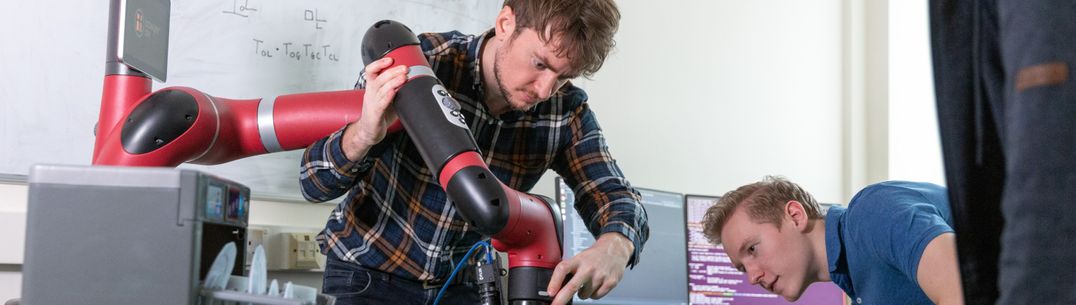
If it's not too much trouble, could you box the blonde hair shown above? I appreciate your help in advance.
[702,176,824,244]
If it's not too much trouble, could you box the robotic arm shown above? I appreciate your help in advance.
[94,1,563,302]
[92,85,382,166]
[360,21,566,305]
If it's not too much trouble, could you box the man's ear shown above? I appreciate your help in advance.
[785,200,809,231]
[494,6,517,40]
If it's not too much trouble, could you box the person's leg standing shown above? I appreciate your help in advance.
[996,0,1076,303]
[929,1,1006,304]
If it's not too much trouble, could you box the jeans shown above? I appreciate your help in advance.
[322,255,480,305]
[931,0,1076,304]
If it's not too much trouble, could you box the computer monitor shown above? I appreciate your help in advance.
[556,177,688,305]
[684,194,848,305]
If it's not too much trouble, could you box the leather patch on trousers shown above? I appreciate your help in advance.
[1016,61,1068,92]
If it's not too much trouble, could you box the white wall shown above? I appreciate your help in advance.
[533,0,943,214]
[535,0,848,203]
[888,0,945,185]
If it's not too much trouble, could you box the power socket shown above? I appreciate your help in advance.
[245,225,326,271]
[285,233,320,269]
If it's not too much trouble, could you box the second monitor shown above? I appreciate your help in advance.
[556,177,688,305]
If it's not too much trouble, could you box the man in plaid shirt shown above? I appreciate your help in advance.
[300,1,648,304]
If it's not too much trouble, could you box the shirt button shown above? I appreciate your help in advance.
[856,297,862,304]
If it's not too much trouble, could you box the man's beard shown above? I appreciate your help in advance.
[492,48,523,111]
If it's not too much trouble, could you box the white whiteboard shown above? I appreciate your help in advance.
[0,0,501,202]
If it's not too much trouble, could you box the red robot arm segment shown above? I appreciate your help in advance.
[92,87,375,166]
[438,152,564,269]
[93,75,152,164]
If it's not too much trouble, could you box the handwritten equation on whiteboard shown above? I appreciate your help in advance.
[222,0,340,63]
[252,40,340,62]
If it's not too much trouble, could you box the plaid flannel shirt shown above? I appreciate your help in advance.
[300,30,648,282]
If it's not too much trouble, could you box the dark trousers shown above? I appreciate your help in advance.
[931,0,1076,304]
[322,255,480,305]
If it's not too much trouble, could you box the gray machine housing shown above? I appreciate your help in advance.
[22,164,248,305]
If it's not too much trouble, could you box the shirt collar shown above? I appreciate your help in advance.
[471,28,494,113]
[825,205,847,274]
[469,28,493,101]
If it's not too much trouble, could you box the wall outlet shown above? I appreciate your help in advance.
[245,225,326,271]
[269,232,322,270]
[285,233,320,269]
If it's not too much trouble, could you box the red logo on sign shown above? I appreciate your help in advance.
[135,9,144,34]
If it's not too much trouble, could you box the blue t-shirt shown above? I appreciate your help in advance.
[825,181,953,305]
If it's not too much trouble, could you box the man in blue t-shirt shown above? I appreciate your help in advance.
[701,176,964,305]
